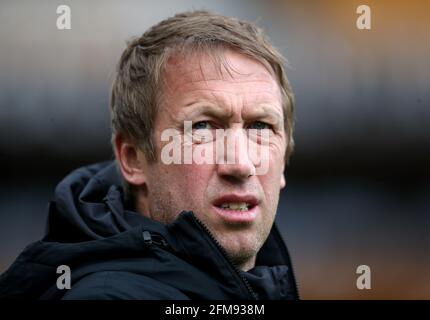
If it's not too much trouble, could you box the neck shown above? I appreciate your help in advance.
[233,254,257,272]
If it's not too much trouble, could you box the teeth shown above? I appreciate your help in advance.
[220,202,249,211]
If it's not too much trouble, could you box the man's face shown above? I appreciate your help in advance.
[140,49,287,270]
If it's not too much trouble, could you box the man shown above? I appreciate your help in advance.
[0,10,298,300]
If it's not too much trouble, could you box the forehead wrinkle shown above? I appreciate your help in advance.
[165,54,278,92]
[180,87,281,110]
[179,89,234,119]
[162,52,283,121]
[163,47,281,91]
[170,79,281,101]
[166,76,279,97]
[244,89,284,115]
[245,104,283,120]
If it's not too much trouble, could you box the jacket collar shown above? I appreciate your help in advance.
[45,160,298,299]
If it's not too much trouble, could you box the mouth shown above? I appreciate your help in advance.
[212,194,259,223]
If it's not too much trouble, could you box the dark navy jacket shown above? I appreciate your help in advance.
[0,161,299,300]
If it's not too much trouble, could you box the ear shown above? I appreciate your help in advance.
[114,134,147,186]
[280,161,286,190]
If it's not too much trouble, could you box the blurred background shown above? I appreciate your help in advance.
[0,0,429,299]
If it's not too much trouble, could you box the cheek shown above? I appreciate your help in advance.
[260,153,284,201]
[260,172,280,199]
[161,163,214,198]
[267,146,285,178]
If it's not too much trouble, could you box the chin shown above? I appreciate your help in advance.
[217,229,261,263]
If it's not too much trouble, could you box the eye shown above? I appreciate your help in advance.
[248,121,272,130]
[192,121,212,130]
[191,121,215,144]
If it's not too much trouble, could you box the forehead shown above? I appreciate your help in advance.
[161,49,282,106]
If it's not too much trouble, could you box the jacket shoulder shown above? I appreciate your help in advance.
[61,271,189,300]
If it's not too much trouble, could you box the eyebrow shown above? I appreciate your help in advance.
[181,103,229,119]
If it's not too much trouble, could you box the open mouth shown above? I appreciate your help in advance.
[212,195,259,223]
[218,202,253,211]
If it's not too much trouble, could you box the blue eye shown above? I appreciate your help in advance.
[249,121,271,130]
[193,121,212,130]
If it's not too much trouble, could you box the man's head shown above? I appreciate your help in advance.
[111,11,295,271]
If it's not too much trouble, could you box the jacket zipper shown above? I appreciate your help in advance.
[189,215,259,300]
[142,218,258,300]
[142,218,300,300]
[142,230,169,248]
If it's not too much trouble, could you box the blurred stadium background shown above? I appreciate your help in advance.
[0,0,429,299]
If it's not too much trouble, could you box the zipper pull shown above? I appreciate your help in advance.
[142,231,168,248]
[142,231,153,245]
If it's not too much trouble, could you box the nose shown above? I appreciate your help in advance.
[216,128,256,181]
